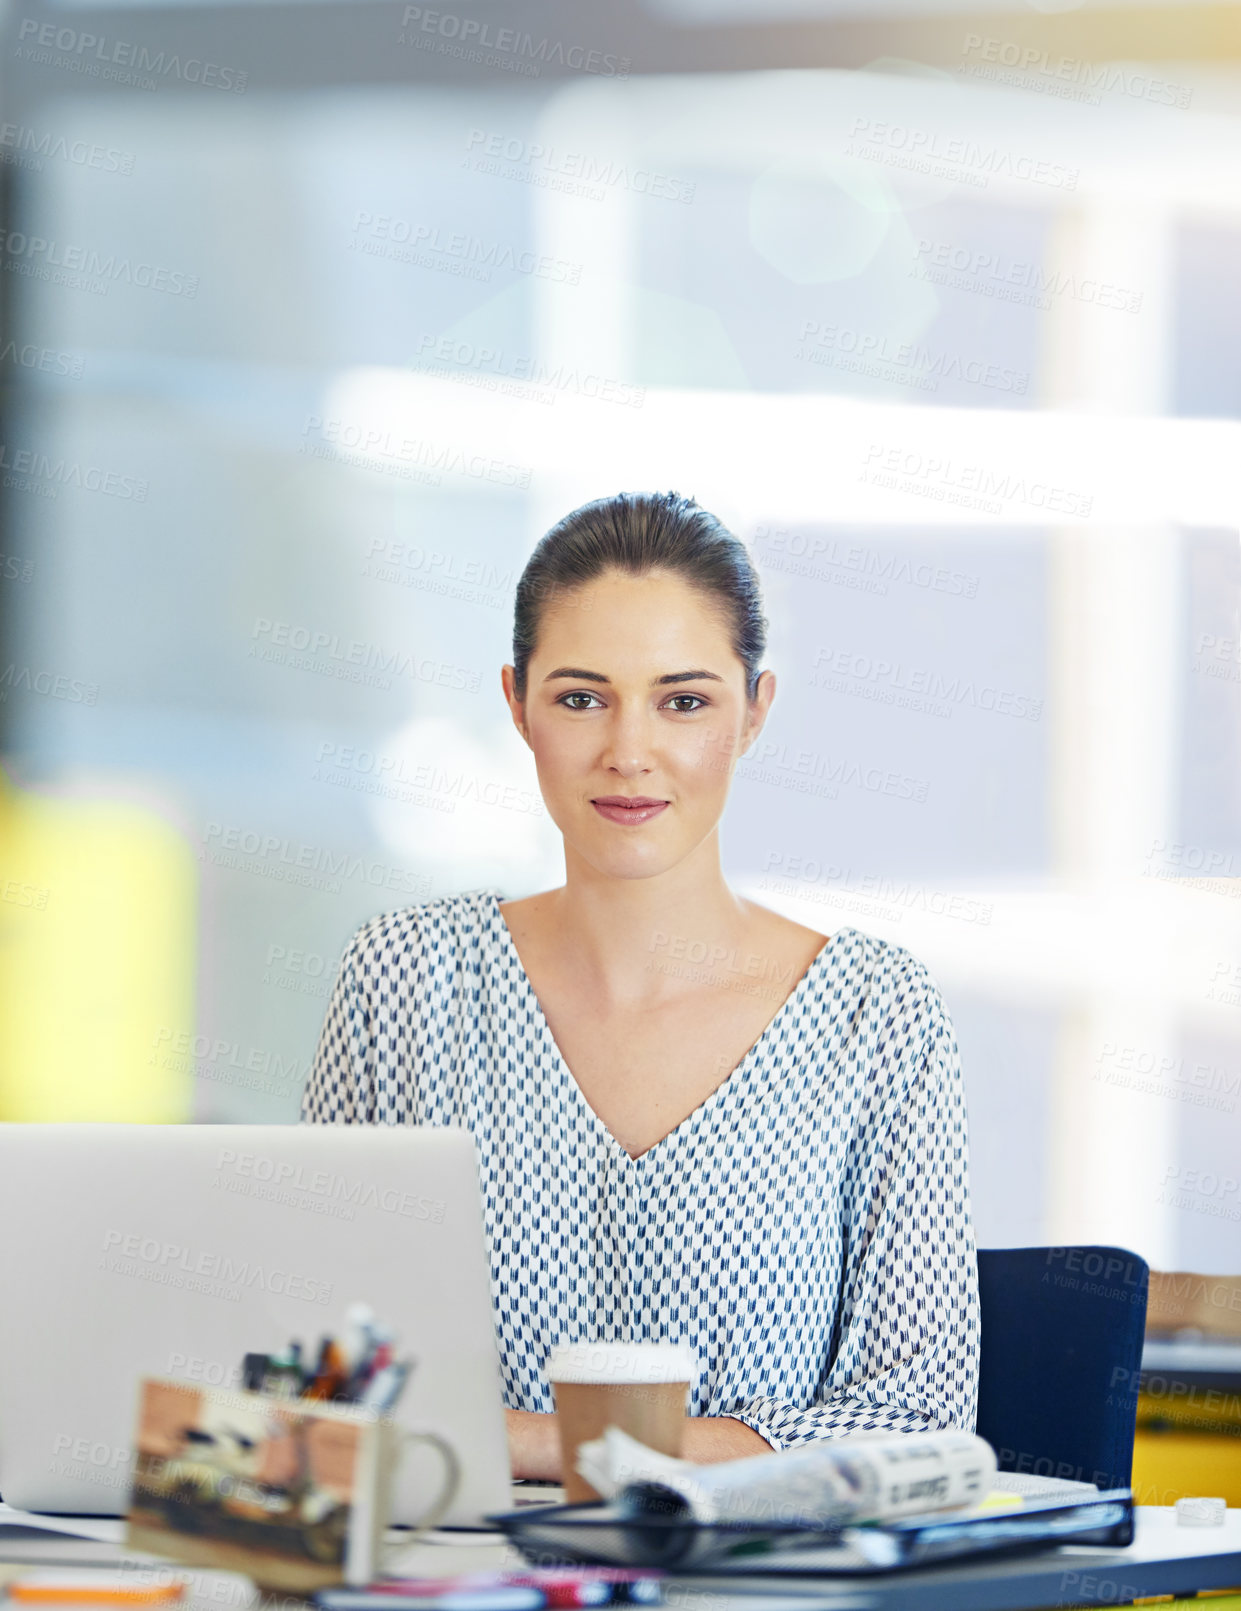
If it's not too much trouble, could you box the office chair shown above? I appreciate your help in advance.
[975,1245,1149,1491]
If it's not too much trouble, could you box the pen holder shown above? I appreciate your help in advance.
[125,1378,459,1594]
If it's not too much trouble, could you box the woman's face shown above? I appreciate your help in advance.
[503,568,775,880]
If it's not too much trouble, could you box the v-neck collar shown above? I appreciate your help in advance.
[484,888,848,1166]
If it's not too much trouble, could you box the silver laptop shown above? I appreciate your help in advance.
[0,1123,513,1525]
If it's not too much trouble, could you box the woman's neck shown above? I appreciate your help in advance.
[510,864,761,1014]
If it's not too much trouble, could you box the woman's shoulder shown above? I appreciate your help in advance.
[749,900,946,1008]
[341,886,504,974]
[842,924,950,1012]
[827,925,961,1102]
[760,911,954,1052]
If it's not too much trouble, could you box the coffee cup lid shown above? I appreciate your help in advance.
[545,1341,697,1386]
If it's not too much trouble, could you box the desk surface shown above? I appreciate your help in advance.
[2,1507,1239,1611]
[1143,1339,1241,1373]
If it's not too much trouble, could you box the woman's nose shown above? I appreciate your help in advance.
[598,706,659,773]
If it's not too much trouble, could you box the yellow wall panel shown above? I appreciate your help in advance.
[1133,1428,1241,1509]
[0,768,196,1120]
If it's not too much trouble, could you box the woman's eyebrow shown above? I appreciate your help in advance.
[542,667,725,686]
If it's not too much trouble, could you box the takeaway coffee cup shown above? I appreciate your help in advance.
[545,1341,697,1503]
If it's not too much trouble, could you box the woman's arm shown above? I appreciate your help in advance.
[714,992,980,1452]
[506,1409,771,1480]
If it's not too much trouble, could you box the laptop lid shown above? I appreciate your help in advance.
[0,1122,512,1525]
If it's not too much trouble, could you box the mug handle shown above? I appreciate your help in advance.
[394,1429,462,1542]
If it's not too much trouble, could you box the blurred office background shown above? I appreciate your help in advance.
[0,0,1238,1285]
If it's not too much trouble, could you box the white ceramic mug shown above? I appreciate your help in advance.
[347,1420,461,1582]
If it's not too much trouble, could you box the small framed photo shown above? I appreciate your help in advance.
[125,1378,388,1593]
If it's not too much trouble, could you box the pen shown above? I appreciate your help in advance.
[464,1579,608,1610]
[367,1583,604,1610]
[315,1592,544,1611]
[504,1571,661,1606]
[371,1573,661,1607]
[373,1572,662,1589]
[511,1588,604,1610]
[9,1576,187,1604]
[518,1572,662,1606]
[534,1579,658,1608]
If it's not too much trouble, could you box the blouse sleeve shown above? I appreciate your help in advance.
[300,924,377,1124]
[720,986,980,1451]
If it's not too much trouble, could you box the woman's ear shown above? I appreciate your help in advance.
[501,664,531,746]
[740,668,777,756]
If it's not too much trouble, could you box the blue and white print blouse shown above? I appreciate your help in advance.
[301,886,980,1451]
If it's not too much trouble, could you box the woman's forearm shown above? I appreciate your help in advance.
[681,1415,774,1461]
[505,1408,562,1481]
[505,1409,772,1481]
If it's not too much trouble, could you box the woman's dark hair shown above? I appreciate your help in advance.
[512,491,768,703]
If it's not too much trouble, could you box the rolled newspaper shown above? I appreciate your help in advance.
[578,1424,997,1530]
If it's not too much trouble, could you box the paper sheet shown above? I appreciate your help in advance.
[0,1504,127,1544]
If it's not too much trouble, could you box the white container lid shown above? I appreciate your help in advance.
[545,1341,698,1386]
[1176,1496,1227,1526]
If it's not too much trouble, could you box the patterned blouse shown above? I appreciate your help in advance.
[300,886,980,1451]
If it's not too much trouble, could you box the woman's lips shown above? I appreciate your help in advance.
[591,799,670,825]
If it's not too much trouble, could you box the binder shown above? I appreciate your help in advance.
[484,1488,1135,1574]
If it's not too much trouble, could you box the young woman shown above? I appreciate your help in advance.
[302,490,980,1480]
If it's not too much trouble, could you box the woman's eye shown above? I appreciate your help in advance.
[555,692,707,713]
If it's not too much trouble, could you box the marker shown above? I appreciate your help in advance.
[303,1337,350,1401]
[345,1322,393,1401]
[303,1335,334,1395]
[340,1301,377,1373]
[359,1355,413,1411]
[263,1349,302,1398]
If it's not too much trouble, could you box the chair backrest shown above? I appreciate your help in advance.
[975,1245,1149,1490]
